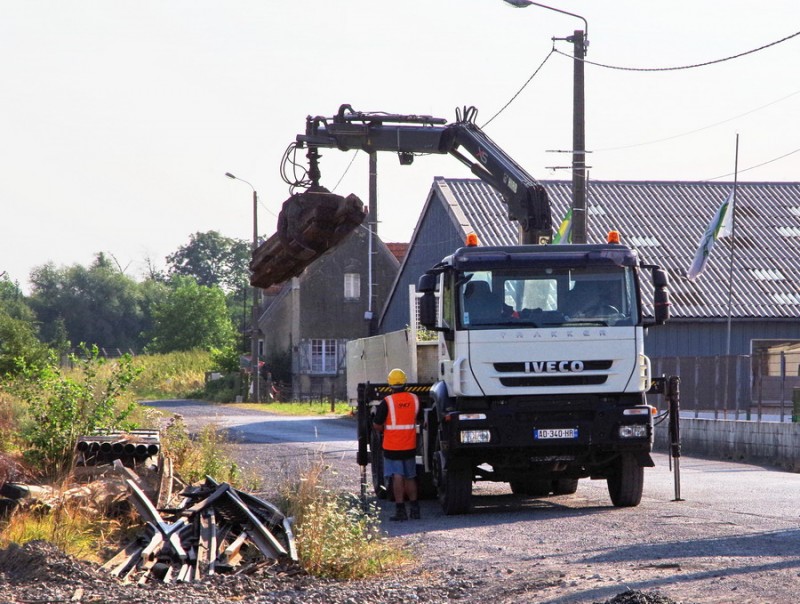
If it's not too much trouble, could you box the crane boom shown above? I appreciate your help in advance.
[250,105,553,288]
[297,105,552,244]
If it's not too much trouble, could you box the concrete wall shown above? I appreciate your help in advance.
[655,418,800,472]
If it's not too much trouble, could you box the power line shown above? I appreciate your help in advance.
[554,29,800,72]
[594,87,800,152]
[332,150,360,193]
[705,146,800,181]
[482,48,555,128]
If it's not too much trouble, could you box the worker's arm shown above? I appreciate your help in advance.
[373,400,388,433]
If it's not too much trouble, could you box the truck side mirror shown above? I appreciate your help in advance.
[652,269,670,325]
[419,292,437,329]
[417,273,438,330]
[654,288,670,325]
[652,268,669,289]
[417,273,436,294]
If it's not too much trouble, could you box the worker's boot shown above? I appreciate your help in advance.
[389,503,407,521]
[409,501,421,520]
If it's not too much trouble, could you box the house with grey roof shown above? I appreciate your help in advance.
[377,177,800,410]
[257,225,400,400]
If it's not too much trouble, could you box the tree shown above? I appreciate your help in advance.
[29,254,146,351]
[166,231,251,292]
[0,311,48,376]
[0,278,36,323]
[0,277,48,374]
[145,276,236,353]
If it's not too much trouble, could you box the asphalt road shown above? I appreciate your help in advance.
[145,400,800,603]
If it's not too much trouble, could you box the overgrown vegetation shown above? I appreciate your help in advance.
[0,341,406,580]
[131,349,213,399]
[0,497,132,564]
[159,414,247,487]
[9,346,142,477]
[279,459,410,579]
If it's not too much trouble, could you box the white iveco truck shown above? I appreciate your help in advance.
[354,237,670,514]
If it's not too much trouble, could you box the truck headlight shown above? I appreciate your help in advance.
[618,424,648,439]
[460,429,491,444]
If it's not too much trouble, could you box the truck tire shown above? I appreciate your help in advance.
[417,464,438,500]
[439,463,472,515]
[607,453,644,507]
[510,479,552,497]
[370,430,388,499]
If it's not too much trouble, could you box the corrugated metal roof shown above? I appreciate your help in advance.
[434,177,800,320]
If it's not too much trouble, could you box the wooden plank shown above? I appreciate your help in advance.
[219,531,248,566]
[101,539,142,572]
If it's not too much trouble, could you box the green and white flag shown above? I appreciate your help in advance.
[687,190,734,280]
[552,208,572,244]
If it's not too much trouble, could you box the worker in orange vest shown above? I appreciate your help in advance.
[373,368,422,521]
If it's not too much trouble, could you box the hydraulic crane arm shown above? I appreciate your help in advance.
[250,104,553,289]
[295,105,552,244]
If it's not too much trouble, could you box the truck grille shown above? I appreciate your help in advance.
[499,375,608,387]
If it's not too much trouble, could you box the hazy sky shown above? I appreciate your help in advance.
[2,1,799,291]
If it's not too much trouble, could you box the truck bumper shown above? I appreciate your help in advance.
[438,394,653,476]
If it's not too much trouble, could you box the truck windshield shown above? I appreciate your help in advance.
[458,265,638,329]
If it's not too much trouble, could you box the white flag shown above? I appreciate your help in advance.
[687,191,735,281]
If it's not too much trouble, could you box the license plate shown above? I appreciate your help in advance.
[534,428,578,440]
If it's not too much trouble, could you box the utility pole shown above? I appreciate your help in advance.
[225,171,261,403]
[570,29,587,244]
[367,152,378,336]
[501,1,589,243]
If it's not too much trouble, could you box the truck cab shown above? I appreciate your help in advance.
[416,240,670,514]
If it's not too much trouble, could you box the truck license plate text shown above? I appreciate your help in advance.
[534,428,578,440]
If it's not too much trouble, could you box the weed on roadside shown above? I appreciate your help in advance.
[279,457,410,579]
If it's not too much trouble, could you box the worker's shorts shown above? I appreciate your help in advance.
[383,457,416,479]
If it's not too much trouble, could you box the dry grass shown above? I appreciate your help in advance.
[279,457,411,579]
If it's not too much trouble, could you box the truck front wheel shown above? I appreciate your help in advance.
[607,453,644,507]
[434,451,472,515]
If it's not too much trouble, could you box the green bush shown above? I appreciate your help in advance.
[11,345,142,477]
[202,372,243,403]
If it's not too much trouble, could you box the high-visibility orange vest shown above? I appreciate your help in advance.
[382,391,420,451]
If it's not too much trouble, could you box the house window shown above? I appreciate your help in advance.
[311,339,338,374]
[344,273,361,299]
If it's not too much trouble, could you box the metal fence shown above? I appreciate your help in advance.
[650,352,800,422]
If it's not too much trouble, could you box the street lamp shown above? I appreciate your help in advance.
[502,0,589,243]
[225,171,261,403]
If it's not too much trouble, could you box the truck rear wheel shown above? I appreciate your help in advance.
[607,453,644,507]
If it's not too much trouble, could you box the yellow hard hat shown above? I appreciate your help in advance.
[387,368,407,387]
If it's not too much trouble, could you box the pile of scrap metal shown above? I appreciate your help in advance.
[249,186,367,288]
[102,476,296,584]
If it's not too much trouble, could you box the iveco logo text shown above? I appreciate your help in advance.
[529,361,585,373]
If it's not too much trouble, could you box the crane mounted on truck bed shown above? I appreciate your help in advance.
[250,102,675,515]
[249,105,553,287]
